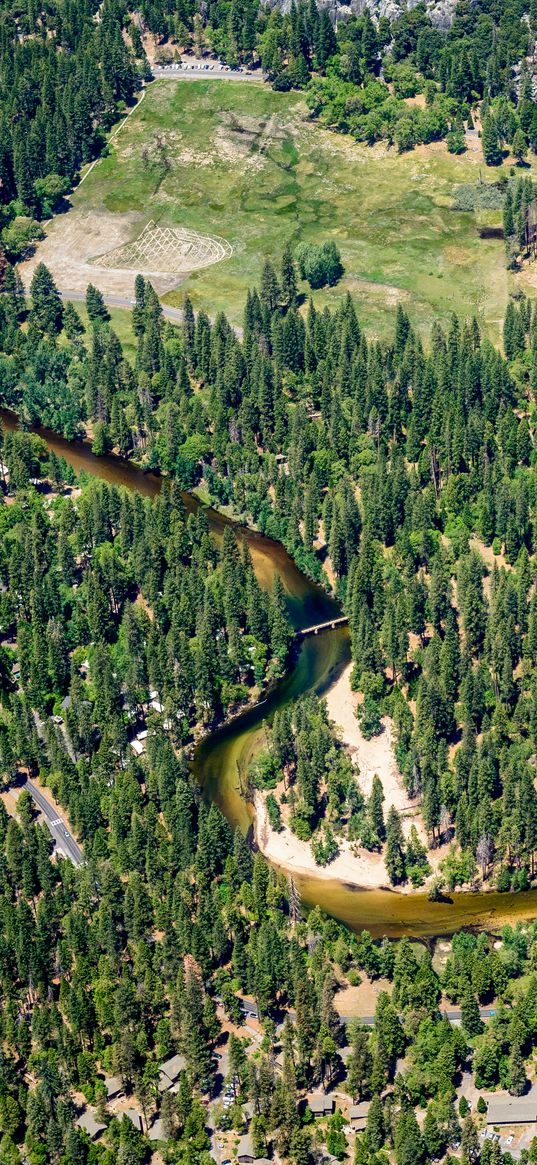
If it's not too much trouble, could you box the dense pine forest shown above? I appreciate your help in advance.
[5,256,537,888]
[7,0,537,1158]
[4,247,537,1156]
[0,0,148,263]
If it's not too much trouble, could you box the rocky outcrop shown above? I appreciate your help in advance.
[266,0,457,30]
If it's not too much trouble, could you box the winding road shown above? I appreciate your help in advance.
[57,290,244,338]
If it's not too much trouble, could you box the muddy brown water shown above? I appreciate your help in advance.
[6,408,537,937]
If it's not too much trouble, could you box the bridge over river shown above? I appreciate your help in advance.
[296,616,349,638]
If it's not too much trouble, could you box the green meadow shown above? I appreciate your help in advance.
[75,78,514,337]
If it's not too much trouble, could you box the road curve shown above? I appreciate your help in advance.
[24,779,83,867]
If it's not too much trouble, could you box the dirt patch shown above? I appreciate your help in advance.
[214,111,288,171]
[335,978,392,1017]
[344,276,411,308]
[443,244,472,266]
[0,789,21,817]
[20,210,230,298]
[254,789,390,889]
[98,219,232,275]
[404,93,426,109]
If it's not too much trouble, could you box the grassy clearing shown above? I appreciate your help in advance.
[73,78,519,337]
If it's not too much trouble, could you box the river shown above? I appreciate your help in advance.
[6,410,537,937]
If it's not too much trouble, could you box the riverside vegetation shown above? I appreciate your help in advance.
[5,257,537,891]
[6,362,537,1161]
[4,230,537,1165]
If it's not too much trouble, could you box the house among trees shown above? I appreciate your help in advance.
[158,1052,187,1092]
[75,1110,106,1141]
[103,1075,124,1101]
[240,996,259,1019]
[307,1093,335,1117]
[349,1102,370,1130]
[130,729,147,756]
[148,1118,165,1141]
[487,1094,537,1126]
[123,1108,144,1132]
[237,1133,255,1163]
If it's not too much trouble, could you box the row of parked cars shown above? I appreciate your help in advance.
[157,60,257,74]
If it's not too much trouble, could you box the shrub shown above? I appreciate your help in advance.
[296,240,344,288]
[266,793,282,831]
[357,695,382,739]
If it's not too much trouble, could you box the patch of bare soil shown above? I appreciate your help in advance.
[0,789,21,817]
[404,93,426,109]
[334,978,392,1017]
[20,210,186,297]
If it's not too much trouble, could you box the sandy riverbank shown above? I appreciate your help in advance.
[253,660,438,891]
[324,661,427,844]
[254,788,391,889]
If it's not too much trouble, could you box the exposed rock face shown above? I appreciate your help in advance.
[266,0,457,30]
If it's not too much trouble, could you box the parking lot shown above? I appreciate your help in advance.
[152,58,264,80]
[481,1125,534,1159]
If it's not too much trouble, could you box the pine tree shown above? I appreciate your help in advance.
[508,1044,527,1096]
[30,263,63,334]
[85,282,109,322]
[512,128,528,164]
[368,775,385,841]
[385,807,406,885]
[281,244,298,309]
[481,115,502,166]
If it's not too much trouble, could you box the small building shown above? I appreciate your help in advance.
[148,1118,165,1141]
[76,1109,106,1141]
[307,1093,335,1117]
[123,1108,143,1132]
[240,997,258,1019]
[237,1133,255,1163]
[349,1102,370,1131]
[131,738,144,756]
[487,1096,537,1126]
[103,1075,124,1101]
[158,1052,187,1092]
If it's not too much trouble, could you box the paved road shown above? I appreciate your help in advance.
[23,779,83,867]
[344,1007,496,1026]
[278,1004,496,1030]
